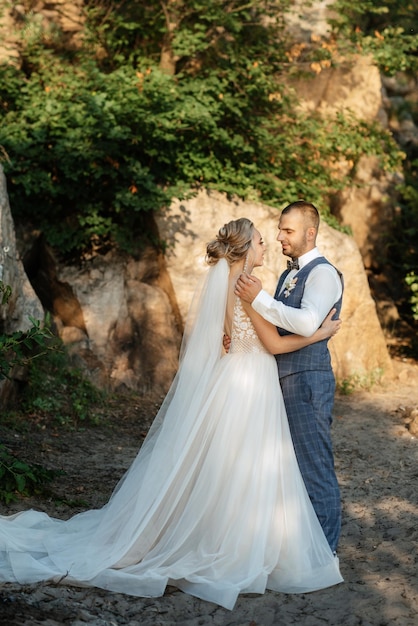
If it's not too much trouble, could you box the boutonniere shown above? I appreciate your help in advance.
[284,277,298,298]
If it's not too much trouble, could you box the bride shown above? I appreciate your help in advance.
[0,218,343,610]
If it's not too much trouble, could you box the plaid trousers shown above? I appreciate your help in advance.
[280,369,341,552]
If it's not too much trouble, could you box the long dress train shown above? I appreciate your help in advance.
[0,258,343,610]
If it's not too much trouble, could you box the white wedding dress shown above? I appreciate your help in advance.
[0,259,342,610]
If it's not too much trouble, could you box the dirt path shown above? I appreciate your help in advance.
[0,361,417,625]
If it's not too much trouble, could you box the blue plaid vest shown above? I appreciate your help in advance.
[274,257,343,378]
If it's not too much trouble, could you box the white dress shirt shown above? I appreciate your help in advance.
[252,247,343,337]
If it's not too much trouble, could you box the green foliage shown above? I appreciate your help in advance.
[0,281,104,502]
[0,316,57,380]
[83,0,291,72]
[0,281,66,503]
[0,282,59,379]
[0,443,61,504]
[0,59,171,255]
[394,175,418,267]
[384,154,418,326]
[0,280,12,304]
[361,26,418,75]
[405,272,418,321]
[337,368,385,395]
[0,0,405,257]
[1,282,103,424]
[329,0,418,74]
[21,348,105,427]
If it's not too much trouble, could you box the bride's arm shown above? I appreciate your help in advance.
[242,302,341,355]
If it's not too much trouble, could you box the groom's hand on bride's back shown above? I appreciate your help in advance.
[223,334,231,353]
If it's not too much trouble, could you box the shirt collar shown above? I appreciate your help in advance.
[297,247,320,269]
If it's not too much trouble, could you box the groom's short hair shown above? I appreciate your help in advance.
[282,201,320,230]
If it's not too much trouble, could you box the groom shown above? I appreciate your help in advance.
[235,201,343,553]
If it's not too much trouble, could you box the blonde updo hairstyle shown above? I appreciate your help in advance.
[206,218,254,266]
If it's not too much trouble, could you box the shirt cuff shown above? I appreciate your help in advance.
[252,289,275,312]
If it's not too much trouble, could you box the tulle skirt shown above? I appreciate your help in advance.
[0,351,342,610]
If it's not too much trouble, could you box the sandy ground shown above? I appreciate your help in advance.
[0,360,417,625]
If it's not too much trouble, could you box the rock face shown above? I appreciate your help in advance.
[54,249,182,394]
[14,215,183,395]
[0,167,44,405]
[285,52,414,330]
[0,170,43,332]
[287,55,395,269]
[285,0,336,41]
[0,1,85,64]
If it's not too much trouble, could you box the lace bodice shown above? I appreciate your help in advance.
[230,297,269,354]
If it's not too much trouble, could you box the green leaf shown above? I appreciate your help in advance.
[15,474,26,493]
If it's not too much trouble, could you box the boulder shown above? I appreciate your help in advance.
[55,249,182,393]
[0,166,44,405]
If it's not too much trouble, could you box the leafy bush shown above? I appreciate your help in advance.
[329,0,418,75]
[337,368,384,395]
[21,348,105,427]
[0,281,58,379]
[0,444,61,504]
[405,272,418,321]
[0,316,58,379]
[0,1,404,258]
[1,281,103,424]
[0,59,172,255]
[0,281,66,503]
